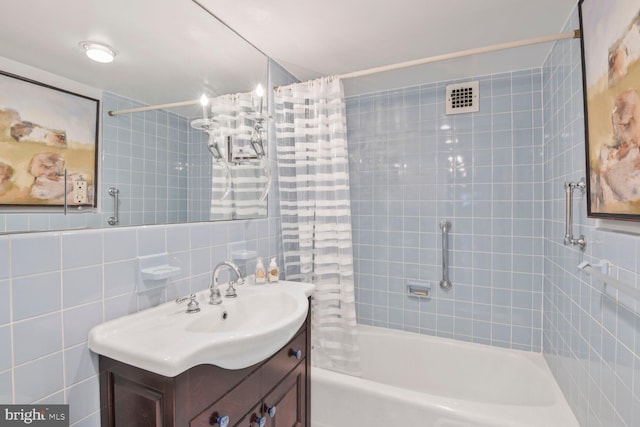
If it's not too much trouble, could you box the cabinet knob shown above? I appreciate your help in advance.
[289,349,302,360]
[265,405,277,418]
[211,414,229,427]
[252,414,266,427]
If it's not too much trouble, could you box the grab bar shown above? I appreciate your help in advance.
[564,178,586,250]
[108,187,119,226]
[439,219,452,290]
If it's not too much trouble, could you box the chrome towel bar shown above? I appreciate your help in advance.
[578,260,640,301]
[564,178,586,250]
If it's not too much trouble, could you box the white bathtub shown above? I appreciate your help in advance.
[311,325,578,427]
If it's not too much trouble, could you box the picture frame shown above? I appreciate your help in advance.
[0,70,99,207]
[579,0,640,220]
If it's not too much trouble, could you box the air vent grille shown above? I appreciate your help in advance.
[446,81,479,115]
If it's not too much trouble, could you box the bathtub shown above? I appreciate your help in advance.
[311,325,578,427]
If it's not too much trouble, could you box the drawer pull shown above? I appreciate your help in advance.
[289,349,302,360]
[210,413,229,427]
[251,413,266,427]
[265,405,277,418]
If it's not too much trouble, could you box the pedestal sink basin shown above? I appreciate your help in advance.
[88,281,314,377]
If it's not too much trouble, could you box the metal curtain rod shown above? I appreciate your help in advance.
[274,29,580,91]
[108,99,204,116]
[110,29,581,115]
[337,30,580,80]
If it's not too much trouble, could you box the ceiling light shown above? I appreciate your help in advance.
[80,41,116,63]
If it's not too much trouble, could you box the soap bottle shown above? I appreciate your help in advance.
[268,257,279,283]
[255,257,266,284]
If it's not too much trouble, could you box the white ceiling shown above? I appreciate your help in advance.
[0,0,267,113]
[0,0,578,106]
[199,0,578,95]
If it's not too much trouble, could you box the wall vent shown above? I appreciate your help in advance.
[445,81,479,115]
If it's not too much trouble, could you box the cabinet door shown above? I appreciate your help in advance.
[264,363,306,427]
[111,376,165,427]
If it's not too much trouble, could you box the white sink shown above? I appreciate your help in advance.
[88,281,315,377]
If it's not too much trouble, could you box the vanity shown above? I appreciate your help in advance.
[89,282,314,427]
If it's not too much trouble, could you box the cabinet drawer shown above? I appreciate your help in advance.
[261,330,306,396]
[234,402,263,427]
[190,370,261,427]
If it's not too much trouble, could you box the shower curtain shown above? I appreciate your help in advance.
[208,92,267,220]
[274,77,360,375]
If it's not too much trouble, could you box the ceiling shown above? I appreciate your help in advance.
[0,0,578,105]
[198,0,578,95]
[0,0,267,113]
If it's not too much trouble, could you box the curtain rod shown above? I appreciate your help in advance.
[109,29,580,114]
[107,99,203,116]
[274,29,580,90]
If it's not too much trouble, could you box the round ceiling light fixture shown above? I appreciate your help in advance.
[79,41,117,63]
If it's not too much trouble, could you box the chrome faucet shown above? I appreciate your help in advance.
[209,261,245,304]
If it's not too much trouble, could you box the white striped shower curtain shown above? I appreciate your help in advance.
[274,77,360,375]
[209,92,268,220]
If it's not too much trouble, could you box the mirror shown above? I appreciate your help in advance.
[0,0,269,233]
[189,91,270,222]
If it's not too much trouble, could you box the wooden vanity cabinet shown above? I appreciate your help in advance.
[99,305,310,427]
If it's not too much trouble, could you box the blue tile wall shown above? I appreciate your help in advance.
[187,126,213,222]
[101,93,190,226]
[346,70,544,351]
[0,59,288,426]
[0,199,281,427]
[0,92,190,232]
[543,7,640,427]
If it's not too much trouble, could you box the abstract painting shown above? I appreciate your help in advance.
[0,70,98,207]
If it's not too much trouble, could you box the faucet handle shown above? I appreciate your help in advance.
[209,286,223,305]
[176,294,200,313]
[225,280,238,298]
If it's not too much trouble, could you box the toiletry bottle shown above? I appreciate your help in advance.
[268,257,279,282]
[255,257,266,284]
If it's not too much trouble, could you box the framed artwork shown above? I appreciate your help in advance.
[0,70,99,207]
[580,0,640,220]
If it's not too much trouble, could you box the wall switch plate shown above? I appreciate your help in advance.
[73,180,88,204]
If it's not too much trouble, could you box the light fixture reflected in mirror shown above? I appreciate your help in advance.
[249,83,268,158]
[79,41,117,63]
[190,113,231,201]
[253,83,264,114]
[200,93,210,119]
